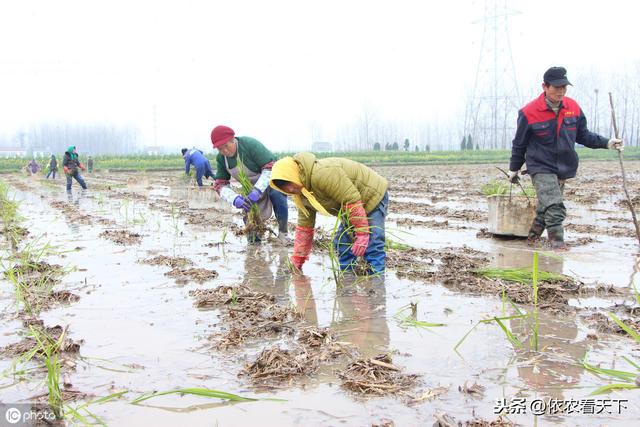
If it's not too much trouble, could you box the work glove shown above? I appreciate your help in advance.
[345,201,370,257]
[63,166,70,175]
[233,195,251,212]
[607,138,624,151]
[352,233,369,257]
[507,170,519,184]
[291,226,314,271]
[247,187,263,203]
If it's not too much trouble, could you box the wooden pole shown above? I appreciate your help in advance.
[609,92,640,245]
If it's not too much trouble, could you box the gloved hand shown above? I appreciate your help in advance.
[345,201,370,257]
[291,226,314,271]
[247,187,262,203]
[507,170,519,184]
[291,255,305,270]
[79,164,86,171]
[233,195,251,212]
[607,138,624,151]
[63,166,70,175]
[352,233,369,257]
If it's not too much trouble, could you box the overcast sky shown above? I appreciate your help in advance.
[1,0,639,152]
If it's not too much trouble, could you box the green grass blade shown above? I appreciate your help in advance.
[607,312,640,342]
[131,388,262,404]
[454,322,481,352]
[582,359,637,382]
[493,317,523,348]
[590,383,640,395]
[622,356,640,372]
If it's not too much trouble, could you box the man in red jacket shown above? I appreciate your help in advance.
[507,67,623,249]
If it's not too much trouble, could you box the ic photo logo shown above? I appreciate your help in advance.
[5,407,21,424]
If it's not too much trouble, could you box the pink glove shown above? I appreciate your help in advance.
[351,233,369,257]
[291,226,314,270]
[345,201,370,257]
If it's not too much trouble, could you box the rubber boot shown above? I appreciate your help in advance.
[547,226,567,250]
[527,222,545,244]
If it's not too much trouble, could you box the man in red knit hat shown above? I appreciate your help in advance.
[211,125,289,244]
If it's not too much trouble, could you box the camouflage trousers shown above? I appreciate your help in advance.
[531,173,566,240]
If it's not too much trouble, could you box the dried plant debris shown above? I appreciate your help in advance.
[338,354,420,397]
[581,312,640,337]
[165,267,218,284]
[141,255,193,268]
[99,229,142,245]
[458,381,486,398]
[6,260,64,280]
[434,413,514,427]
[406,386,449,405]
[387,245,586,313]
[0,225,29,237]
[242,345,319,385]
[50,200,93,224]
[372,419,395,427]
[297,327,357,362]
[23,289,80,312]
[190,285,241,308]
[190,285,301,349]
[1,325,83,358]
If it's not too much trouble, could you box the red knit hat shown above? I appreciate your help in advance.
[211,125,235,148]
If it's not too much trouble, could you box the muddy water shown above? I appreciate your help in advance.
[1,162,639,426]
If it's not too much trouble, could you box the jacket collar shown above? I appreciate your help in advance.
[535,92,565,112]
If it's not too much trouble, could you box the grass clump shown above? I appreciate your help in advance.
[481,179,535,198]
[473,266,566,285]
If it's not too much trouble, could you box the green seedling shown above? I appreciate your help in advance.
[581,352,640,395]
[394,302,445,330]
[130,388,282,404]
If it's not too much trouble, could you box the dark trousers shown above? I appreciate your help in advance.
[66,173,87,191]
[531,173,566,239]
[268,188,289,233]
[195,163,215,186]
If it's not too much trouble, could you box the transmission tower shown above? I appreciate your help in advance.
[464,0,521,150]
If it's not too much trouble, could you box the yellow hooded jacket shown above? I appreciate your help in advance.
[270,152,388,228]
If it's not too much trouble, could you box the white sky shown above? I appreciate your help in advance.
[1,0,639,151]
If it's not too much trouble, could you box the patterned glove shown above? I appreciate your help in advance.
[345,201,370,257]
[291,226,314,270]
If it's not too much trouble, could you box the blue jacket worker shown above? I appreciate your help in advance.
[507,66,624,250]
[182,147,215,187]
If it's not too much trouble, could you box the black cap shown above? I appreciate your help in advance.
[181,148,188,155]
[543,66,572,86]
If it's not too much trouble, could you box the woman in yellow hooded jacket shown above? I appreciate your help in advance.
[269,152,389,274]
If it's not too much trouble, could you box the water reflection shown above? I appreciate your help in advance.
[242,245,291,300]
[64,190,87,234]
[491,245,564,275]
[510,314,587,401]
[292,274,390,358]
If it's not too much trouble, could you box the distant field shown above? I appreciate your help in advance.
[0,148,636,172]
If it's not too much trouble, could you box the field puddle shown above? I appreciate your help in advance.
[1,163,639,426]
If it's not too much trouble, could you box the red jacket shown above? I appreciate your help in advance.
[509,93,608,179]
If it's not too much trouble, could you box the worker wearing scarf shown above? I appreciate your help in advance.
[270,152,389,274]
[62,146,87,191]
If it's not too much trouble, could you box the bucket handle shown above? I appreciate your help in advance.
[495,167,533,203]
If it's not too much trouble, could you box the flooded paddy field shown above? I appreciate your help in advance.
[1,160,639,426]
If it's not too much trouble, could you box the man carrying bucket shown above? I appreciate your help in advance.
[269,152,389,275]
[211,125,289,244]
[507,66,624,249]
